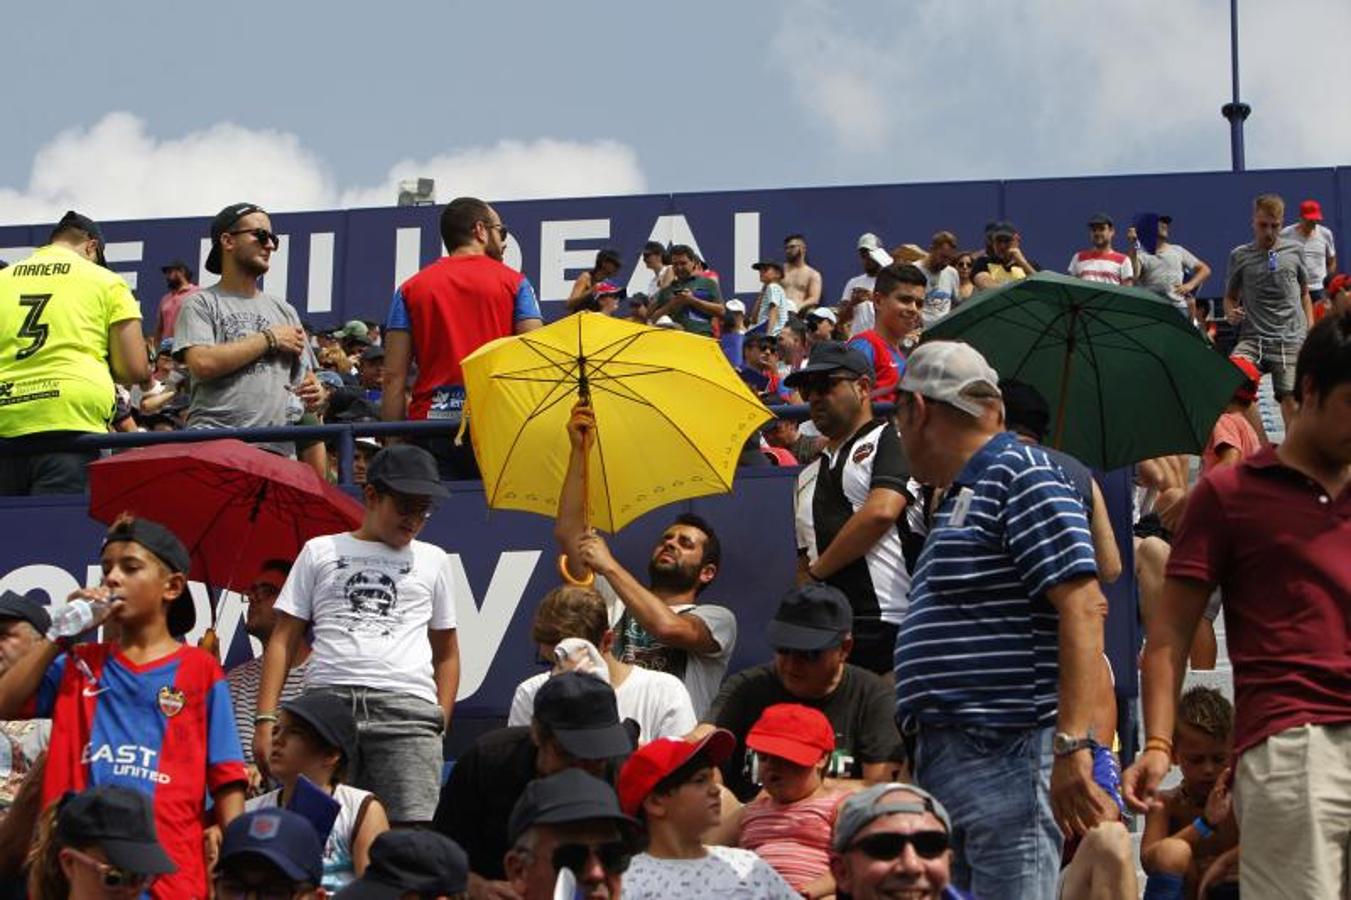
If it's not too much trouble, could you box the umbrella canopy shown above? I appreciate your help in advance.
[88,439,364,593]
[462,312,772,532]
[923,272,1245,470]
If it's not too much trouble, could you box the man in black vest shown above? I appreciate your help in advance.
[786,342,922,675]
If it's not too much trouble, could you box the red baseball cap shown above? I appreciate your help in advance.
[616,730,735,817]
[1228,356,1261,404]
[1300,199,1323,222]
[746,703,836,767]
[1327,273,1351,298]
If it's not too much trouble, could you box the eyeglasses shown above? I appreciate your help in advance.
[956,260,973,268]
[215,878,305,900]
[227,227,280,248]
[776,646,827,662]
[552,840,631,877]
[65,847,155,890]
[799,375,857,398]
[480,220,509,240]
[850,830,950,861]
[381,491,436,520]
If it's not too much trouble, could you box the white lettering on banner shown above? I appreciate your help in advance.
[501,235,523,273]
[3,550,542,701]
[261,234,288,297]
[449,550,541,699]
[198,237,213,280]
[103,241,144,291]
[394,227,421,287]
[306,233,335,313]
[539,219,610,301]
[0,247,36,265]
[622,215,707,297]
[733,212,761,296]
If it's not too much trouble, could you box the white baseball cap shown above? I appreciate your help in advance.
[725,299,746,314]
[807,307,837,324]
[899,341,1002,418]
[857,233,883,251]
[653,315,680,329]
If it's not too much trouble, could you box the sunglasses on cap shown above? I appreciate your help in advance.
[552,840,631,877]
[227,227,280,249]
[850,830,949,861]
[64,848,156,891]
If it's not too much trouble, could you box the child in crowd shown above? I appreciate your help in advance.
[0,515,246,899]
[731,704,853,899]
[1202,358,1262,474]
[1141,687,1239,900]
[617,730,798,899]
[247,692,389,892]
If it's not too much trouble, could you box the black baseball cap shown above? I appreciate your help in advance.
[159,259,193,276]
[334,831,468,899]
[101,517,195,634]
[1086,212,1114,227]
[507,769,639,845]
[0,590,50,635]
[783,341,874,388]
[752,260,785,274]
[50,210,107,266]
[1000,379,1050,443]
[366,445,450,499]
[767,583,853,651]
[1158,214,1173,224]
[205,202,265,275]
[596,248,623,269]
[219,809,323,885]
[532,671,633,760]
[280,692,357,764]
[57,785,177,876]
[360,344,385,363]
[988,220,1017,239]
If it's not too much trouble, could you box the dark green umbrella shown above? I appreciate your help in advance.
[922,271,1245,470]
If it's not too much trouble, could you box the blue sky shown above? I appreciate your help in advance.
[2,0,1348,224]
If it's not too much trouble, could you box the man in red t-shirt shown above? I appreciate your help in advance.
[1123,312,1351,899]
[381,196,543,477]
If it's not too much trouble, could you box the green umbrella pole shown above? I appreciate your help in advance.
[1051,305,1079,450]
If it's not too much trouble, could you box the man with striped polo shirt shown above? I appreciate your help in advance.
[1068,213,1133,286]
[893,342,1116,900]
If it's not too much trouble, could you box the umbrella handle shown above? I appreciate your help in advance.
[558,553,595,587]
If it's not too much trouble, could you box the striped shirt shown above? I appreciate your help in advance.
[738,790,847,891]
[1068,249,1132,285]
[227,656,309,764]
[894,432,1097,729]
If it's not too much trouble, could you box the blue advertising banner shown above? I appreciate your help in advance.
[2,167,1345,333]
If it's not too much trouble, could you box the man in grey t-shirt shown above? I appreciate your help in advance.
[1129,215,1211,324]
[1224,193,1314,427]
[174,202,320,455]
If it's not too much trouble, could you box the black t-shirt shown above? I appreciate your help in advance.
[707,663,904,801]
[432,726,537,880]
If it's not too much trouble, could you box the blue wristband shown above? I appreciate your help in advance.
[1192,815,1215,839]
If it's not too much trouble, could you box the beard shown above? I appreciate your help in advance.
[648,556,702,593]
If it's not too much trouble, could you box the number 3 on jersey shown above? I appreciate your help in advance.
[15,294,52,360]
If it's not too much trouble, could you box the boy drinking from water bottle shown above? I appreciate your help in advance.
[0,514,247,899]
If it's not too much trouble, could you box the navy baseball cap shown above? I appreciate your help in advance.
[218,809,323,885]
[507,769,639,845]
[366,445,450,499]
[533,671,633,761]
[57,785,177,876]
[783,341,873,388]
[0,590,50,635]
[50,210,107,267]
[334,831,468,899]
[767,583,853,651]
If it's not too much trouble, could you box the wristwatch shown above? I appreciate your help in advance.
[1052,732,1094,757]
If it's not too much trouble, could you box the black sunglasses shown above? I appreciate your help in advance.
[480,220,509,240]
[799,375,858,397]
[552,840,631,876]
[850,830,949,861]
[67,848,154,890]
[227,227,280,248]
[776,647,826,662]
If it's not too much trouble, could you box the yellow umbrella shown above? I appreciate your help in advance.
[461,312,772,533]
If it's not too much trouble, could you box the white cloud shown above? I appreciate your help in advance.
[772,0,1351,181]
[0,114,647,225]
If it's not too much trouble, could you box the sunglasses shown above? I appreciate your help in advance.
[65,848,154,890]
[850,830,949,861]
[227,227,280,248]
[480,221,509,240]
[552,840,631,876]
[776,647,826,662]
[799,375,858,397]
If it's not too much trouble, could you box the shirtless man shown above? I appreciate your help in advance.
[782,234,822,314]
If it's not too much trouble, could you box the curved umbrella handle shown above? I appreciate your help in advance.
[557,553,595,587]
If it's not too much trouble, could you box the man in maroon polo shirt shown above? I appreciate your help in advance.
[1123,311,1351,900]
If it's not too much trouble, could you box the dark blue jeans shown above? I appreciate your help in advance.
[914,723,1061,900]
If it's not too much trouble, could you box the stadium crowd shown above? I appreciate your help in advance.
[0,190,1345,900]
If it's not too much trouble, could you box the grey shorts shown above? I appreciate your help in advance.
[1230,336,1303,398]
[311,686,445,823]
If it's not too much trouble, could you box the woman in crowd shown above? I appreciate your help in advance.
[955,251,977,302]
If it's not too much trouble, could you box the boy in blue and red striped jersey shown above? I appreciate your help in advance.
[0,514,246,900]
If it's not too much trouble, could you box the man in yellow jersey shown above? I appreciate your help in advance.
[0,211,149,495]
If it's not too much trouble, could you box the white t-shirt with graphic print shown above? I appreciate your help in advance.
[275,533,456,706]
[621,845,798,899]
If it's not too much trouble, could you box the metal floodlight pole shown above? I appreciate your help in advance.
[1221,0,1252,172]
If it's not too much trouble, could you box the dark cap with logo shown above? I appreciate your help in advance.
[767,583,853,651]
[507,768,639,844]
[205,202,265,275]
[57,785,177,875]
[50,210,107,266]
[334,830,468,899]
[533,671,634,760]
[0,590,51,635]
[784,341,874,388]
[366,445,450,499]
[219,809,323,885]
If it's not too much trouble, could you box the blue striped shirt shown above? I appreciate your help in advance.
[894,432,1097,729]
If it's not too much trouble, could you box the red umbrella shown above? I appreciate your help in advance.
[88,439,364,599]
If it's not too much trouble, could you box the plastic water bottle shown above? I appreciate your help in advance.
[47,599,112,640]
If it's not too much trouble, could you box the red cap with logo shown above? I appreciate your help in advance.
[616,729,736,817]
[1300,199,1323,222]
[746,703,836,767]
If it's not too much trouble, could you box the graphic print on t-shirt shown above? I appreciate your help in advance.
[335,554,413,638]
[217,310,276,377]
[618,613,688,680]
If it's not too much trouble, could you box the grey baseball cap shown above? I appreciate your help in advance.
[832,782,953,852]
